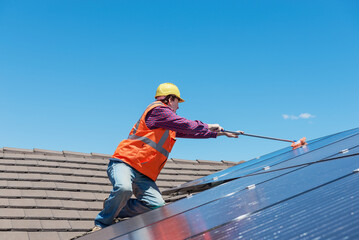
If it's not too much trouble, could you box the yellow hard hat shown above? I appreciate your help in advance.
[155,83,185,102]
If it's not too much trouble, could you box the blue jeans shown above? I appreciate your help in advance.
[94,160,165,228]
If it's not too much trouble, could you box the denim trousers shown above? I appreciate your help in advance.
[94,159,165,228]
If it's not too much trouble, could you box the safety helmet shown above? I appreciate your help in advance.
[155,83,185,102]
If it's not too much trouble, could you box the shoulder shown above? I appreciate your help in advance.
[150,105,173,115]
[147,105,179,121]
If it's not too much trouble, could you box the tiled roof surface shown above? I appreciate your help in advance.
[0,147,241,240]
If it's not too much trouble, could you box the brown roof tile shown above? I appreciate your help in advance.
[196,159,225,165]
[52,209,81,219]
[65,156,92,164]
[61,200,93,210]
[56,161,81,169]
[176,169,209,176]
[23,154,48,160]
[63,150,91,157]
[68,220,93,231]
[9,198,36,208]
[46,167,74,175]
[55,182,80,191]
[93,192,108,201]
[221,160,243,165]
[21,189,47,198]
[159,162,178,169]
[157,181,177,188]
[70,192,97,201]
[3,147,33,153]
[78,210,98,219]
[20,173,42,181]
[0,189,21,197]
[196,170,215,176]
[11,219,42,230]
[0,180,7,187]
[37,160,60,167]
[85,201,103,210]
[15,159,39,166]
[175,164,203,170]
[0,165,7,171]
[75,183,103,192]
[90,152,111,158]
[7,180,33,188]
[101,185,112,193]
[0,232,29,240]
[46,190,72,200]
[45,155,67,161]
[0,198,9,207]
[1,159,16,164]
[160,168,180,175]
[25,208,53,219]
[35,199,63,208]
[3,153,26,159]
[171,158,198,164]
[0,219,12,230]
[62,175,88,183]
[35,181,57,189]
[33,148,64,155]
[157,175,179,181]
[6,165,29,172]
[1,208,26,218]
[28,231,60,240]
[41,174,65,182]
[40,220,71,230]
[195,164,221,171]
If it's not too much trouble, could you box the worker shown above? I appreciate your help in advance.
[92,83,241,231]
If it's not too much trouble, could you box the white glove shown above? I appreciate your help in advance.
[208,124,224,132]
[217,130,243,138]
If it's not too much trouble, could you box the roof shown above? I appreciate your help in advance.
[78,127,359,240]
[0,147,241,240]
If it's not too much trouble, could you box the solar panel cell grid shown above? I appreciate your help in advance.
[189,173,359,240]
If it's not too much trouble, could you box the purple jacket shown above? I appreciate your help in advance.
[145,105,217,139]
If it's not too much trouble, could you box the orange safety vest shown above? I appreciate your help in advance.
[112,101,177,181]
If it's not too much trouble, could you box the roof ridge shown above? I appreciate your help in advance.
[2,147,112,158]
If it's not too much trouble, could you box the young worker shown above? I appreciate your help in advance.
[92,83,241,231]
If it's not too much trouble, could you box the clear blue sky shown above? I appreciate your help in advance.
[1,1,358,162]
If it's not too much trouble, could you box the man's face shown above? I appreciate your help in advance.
[168,97,179,113]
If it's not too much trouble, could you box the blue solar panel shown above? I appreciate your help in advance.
[189,172,359,240]
[164,127,359,195]
[79,127,359,240]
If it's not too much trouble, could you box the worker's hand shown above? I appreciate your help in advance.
[208,124,224,132]
[217,130,244,138]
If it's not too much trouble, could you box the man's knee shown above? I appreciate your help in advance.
[149,198,165,209]
[113,184,133,197]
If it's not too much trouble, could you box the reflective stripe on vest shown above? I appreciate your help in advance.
[128,101,170,158]
[128,129,170,158]
[132,102,161,135]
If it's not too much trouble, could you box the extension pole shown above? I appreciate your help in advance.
[222,130,294,143]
